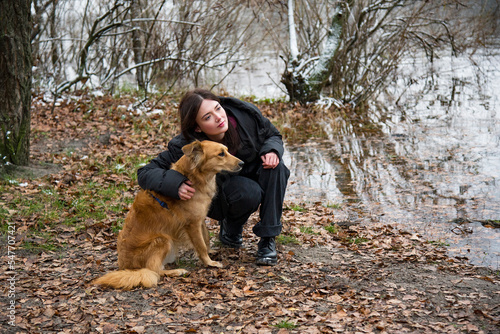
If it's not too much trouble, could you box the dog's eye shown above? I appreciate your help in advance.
[218,151,225,157]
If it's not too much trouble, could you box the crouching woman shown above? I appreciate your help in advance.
[137,88,290,265]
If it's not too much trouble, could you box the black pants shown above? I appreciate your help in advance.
[207,160,290,238]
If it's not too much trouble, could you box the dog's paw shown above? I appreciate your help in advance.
[161,268,189,277]
[207,260,223,268]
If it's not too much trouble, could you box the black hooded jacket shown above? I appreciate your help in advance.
[137,97,285,199]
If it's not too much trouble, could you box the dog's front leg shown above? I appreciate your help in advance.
[187,220,223,268]
[201,222,216,255]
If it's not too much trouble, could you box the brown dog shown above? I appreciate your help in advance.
[93,140,243,289]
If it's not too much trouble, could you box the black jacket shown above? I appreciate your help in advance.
[137,97,284,199]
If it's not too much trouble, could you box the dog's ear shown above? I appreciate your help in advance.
[182,140,202,156]
[182,140,204,168]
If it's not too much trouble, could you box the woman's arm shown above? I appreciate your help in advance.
[137,138,188,199]
[258,116,284,159]
[225,97,285,158]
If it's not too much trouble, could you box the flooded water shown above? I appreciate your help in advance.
[213,41,500,269]
[282,49,500,269]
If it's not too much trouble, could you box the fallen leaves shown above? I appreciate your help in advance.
[1,92,499,333]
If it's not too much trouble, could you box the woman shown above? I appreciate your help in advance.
[137,88,290,266]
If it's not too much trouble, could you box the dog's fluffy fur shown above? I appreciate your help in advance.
[93,140,243,289]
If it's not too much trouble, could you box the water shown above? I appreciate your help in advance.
[282,49,500,269]
[213,40,500,269]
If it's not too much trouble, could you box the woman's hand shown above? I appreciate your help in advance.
[261,152,280,169]
[178,180,195,200]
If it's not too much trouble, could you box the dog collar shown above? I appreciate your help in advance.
[148,192,169,209]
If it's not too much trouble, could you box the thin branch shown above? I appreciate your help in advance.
[121,18,200,26]
[103,56,248,86]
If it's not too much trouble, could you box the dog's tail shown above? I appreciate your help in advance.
[93,268,160,290]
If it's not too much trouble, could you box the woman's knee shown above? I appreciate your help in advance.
[258,160,290,188]
[225,177,262,210]
[276,161,291,179]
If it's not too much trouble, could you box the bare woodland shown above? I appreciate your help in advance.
[29,0,498,101]
[30,0,270,95]
[1,0,499,165]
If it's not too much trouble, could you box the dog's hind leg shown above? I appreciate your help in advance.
[162,242,178,265]
[187,220,223,268]
[161,242,188,277]
[143,235,171,272]
[143,235,188,277]
[160,268,189,277]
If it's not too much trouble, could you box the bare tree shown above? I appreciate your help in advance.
[282,0,343,103]
[54,1,128,94]
[0,0,32,166]
[279,0,490,105]
[30,0,264,96]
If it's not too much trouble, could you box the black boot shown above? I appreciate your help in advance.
[219,219,243,248]
[256,237,277,265]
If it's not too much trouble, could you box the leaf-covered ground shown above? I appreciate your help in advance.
[1,92,499,333]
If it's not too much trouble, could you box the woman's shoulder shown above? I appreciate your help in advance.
[154,134,192,164]
[219,96,262,117]
[168,134,200,152]
[169,134,188,147]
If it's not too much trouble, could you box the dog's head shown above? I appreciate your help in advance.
[182,140,243,174]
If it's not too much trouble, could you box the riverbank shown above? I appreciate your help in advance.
[1,92,499,333]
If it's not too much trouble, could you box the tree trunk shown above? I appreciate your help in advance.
[49,0,59,69]
[0,0,32,166]
[131,0,145,90]
[281,2,344,104]
[305,6,343,101]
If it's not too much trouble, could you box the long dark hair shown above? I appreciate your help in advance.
[178,88,240,153]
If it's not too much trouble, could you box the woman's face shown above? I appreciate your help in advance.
[195,99,228,141]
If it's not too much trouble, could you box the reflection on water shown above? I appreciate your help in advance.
[283,49,500,269]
